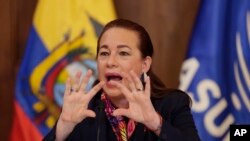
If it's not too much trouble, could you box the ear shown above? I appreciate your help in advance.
[142,56,152,73]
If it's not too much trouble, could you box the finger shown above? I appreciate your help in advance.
[79,69,92,92]
[84,110,96,118]
[64,77,71,96]
[87,81,105,100]
[144,76,151,97]
[113,109,130,118]
[73,71,82,91]
[130,71,144,91]
[121,72,136,92]
[109,80,132,100]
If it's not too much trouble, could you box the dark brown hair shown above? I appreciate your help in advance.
[96,19,168,98]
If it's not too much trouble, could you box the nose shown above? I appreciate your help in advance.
[107,53,118,68]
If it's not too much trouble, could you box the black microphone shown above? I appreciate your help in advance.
[97,101,104,141]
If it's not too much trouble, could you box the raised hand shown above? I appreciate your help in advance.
[110,71,161,133]
[56,70,104,141]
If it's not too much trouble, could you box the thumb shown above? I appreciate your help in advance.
[85,110,96,118]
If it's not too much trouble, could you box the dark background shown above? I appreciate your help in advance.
[0,0,200,140]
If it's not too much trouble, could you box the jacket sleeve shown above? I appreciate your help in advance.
[157,91,201,141]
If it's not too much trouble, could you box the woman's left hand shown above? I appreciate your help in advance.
[110,71,161,132]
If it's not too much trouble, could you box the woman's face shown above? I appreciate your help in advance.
[97,27,148,99]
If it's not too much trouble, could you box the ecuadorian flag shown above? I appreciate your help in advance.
[10,0,116,140]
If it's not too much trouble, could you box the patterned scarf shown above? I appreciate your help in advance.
[101,94,136,141]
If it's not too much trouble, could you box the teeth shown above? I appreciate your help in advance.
[107,76,122,81]
[112,77,121,81]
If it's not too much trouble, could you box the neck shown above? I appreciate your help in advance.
[109,96,129,108]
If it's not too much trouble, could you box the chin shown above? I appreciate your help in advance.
[103,86,123,99]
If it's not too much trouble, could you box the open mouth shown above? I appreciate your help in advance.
[106,73,123,82]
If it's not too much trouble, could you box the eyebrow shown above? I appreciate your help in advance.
[99,44,132,50]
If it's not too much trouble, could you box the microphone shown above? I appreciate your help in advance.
[97,101,104,141]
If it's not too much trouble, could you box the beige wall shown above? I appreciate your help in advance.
[0,0,199,140]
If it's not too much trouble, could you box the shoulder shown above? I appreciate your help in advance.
[151,89,191,114]
[152,89,191,104]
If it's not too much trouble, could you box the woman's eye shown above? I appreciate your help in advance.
[99,51,109,56]
[120,51,130,56]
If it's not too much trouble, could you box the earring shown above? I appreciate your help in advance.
[140,72,147,89]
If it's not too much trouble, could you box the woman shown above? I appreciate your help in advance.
[44,19,200,141]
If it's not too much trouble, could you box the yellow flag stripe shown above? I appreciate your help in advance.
[30,0,116,95]
[33,0,116,52]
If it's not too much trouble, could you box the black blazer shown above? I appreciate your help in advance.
[43,90,200,141]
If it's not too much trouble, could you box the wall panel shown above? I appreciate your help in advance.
[0,0,37,139]
[114,0,200,88]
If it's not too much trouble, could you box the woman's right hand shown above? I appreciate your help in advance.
[56,70,104,141]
